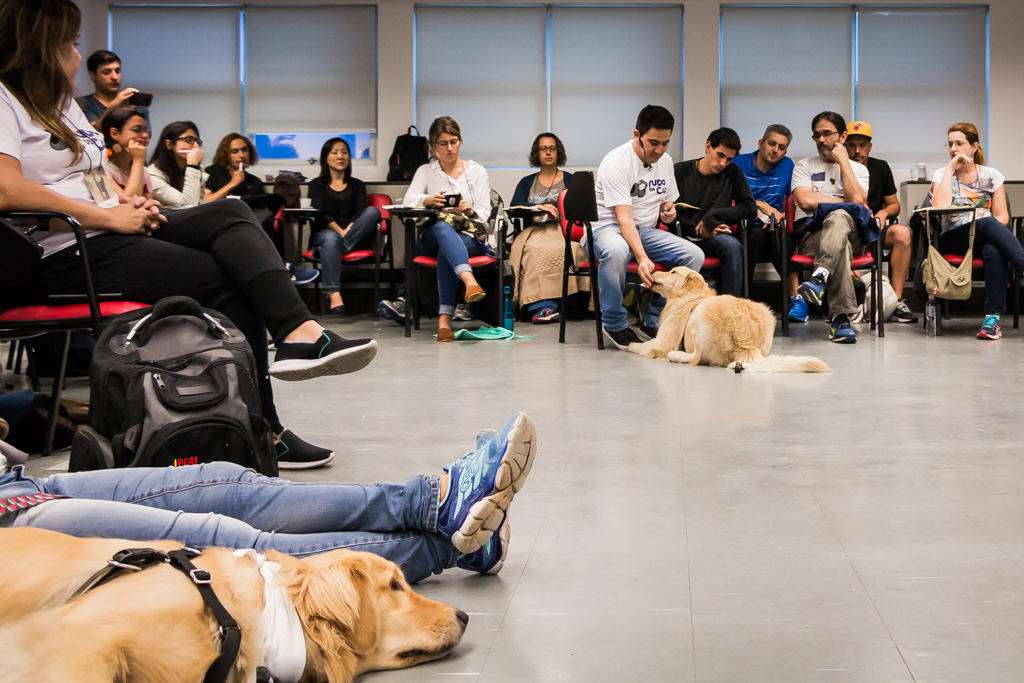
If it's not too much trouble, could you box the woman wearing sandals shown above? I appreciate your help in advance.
[931,122,1024,340]
[403,116,492,342]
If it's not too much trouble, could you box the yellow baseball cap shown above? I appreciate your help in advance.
[846,121,872,138]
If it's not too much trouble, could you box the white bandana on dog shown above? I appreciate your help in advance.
[233,549,306,683]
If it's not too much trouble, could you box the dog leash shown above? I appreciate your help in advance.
[70,546,241,683]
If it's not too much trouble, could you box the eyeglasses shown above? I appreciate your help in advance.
[537,146,558,153]
[811,130,839,141]
[435,139,460,149]
[177,136,202,146]
[128,126,150,135]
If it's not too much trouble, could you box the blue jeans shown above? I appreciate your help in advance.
[584,224,705,330]
[417,221,489,316]
[1,462,456,583]
[526,299,558,316]
[309,206,382,292]
[696,227,767,297]
[938,217,1024,314]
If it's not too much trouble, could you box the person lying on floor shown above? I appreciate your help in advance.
[0,413,537,583]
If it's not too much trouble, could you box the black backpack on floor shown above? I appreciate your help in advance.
[69,296,277,476]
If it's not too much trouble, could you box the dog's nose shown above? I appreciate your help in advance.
[455,610,469,628]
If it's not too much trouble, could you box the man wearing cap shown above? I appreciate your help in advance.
[844,121,918,323]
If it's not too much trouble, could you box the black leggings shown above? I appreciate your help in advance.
[32,201,312,433]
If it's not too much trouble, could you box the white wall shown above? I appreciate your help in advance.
[74,0,1024,203]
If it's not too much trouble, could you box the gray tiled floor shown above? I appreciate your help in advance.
[22,312,1024,681]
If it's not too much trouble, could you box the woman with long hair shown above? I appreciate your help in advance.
[509,132,579,324]
[402,116,492,341]
[146,120,207,207]
[931,122,1024,340]
[99,107,151,198]
[307,137,381,314]
[0,0,378,468]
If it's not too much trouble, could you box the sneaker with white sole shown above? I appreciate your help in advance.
[453,303,473,321]
[276,430,335,469]
[798,273,827,307]
[788,295,809,323]
[457,510,509,574]
[829,313,857,343]
[377,298,406,325]
[889,299,919,323]
[603,325,642,350]
[270,330,377,381]
[437,413,536,554]
[978,314,1002,340]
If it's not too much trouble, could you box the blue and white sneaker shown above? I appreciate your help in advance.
[457,510,510,574]
[377,297,406,325]
[977,314,1002,340]
[829,314,857,343]
[288,264,320,286]
[438,413,536,554]
[788,295,809,323]
[797,273,827,307]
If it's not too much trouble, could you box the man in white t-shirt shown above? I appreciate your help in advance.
[587,105,704,350]
[791,111,870,344]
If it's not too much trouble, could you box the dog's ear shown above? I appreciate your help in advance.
[290,553,376,681]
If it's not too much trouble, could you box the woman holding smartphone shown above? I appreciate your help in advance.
[403,116,492,342]
[100,107,152,199]
[0,0,378,468]
[931,122,1024,341]
[308,137,381,314]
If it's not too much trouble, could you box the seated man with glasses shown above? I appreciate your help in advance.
[790,111,870,344]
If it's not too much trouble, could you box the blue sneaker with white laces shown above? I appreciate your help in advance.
[788,295,809,323]
[457,510,510,574]
[829,314,857,343]
[437,413,536,554]
[798,273,827,307]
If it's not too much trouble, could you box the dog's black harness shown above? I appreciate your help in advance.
[71,547,241,683]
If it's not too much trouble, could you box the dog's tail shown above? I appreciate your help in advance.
[730,350,832,374]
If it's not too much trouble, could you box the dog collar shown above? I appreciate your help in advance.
[234,550,306,683]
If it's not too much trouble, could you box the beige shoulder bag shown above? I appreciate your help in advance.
[921,209,976,300]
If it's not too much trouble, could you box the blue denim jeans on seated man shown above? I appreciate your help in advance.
[583,224,705,331]
[0,461,456,583]
[309,205,382,292]
[417,220,490,316]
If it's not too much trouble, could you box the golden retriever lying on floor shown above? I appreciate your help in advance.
[628,267,831,373]
[0,527,466,683]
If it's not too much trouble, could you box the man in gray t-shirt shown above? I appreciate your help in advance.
[75,50,150,133]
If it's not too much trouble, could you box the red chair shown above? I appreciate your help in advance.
[779,195,885,337]
[409,190,508,332]
[301,193,396,318]
[0,212,147,456]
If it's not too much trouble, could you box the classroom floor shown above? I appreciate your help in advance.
[21,308,1024,682]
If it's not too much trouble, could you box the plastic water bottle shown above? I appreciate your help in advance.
[924,288,937,336]
[503,285,514,332]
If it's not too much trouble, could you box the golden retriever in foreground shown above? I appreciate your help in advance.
[0,527,467,683]
[628,267,832,373]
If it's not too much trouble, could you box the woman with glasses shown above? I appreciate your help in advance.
[931,122,1024,340]
[147,121,209,207]
[0,0,379,469]
[99,107,152,199]
[509,133,578,324]
[403,116,492,342]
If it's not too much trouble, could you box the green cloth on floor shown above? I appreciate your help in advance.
[434,326,533,340]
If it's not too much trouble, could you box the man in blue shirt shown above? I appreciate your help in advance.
[732,125,802,320]
[75,50,150,133]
